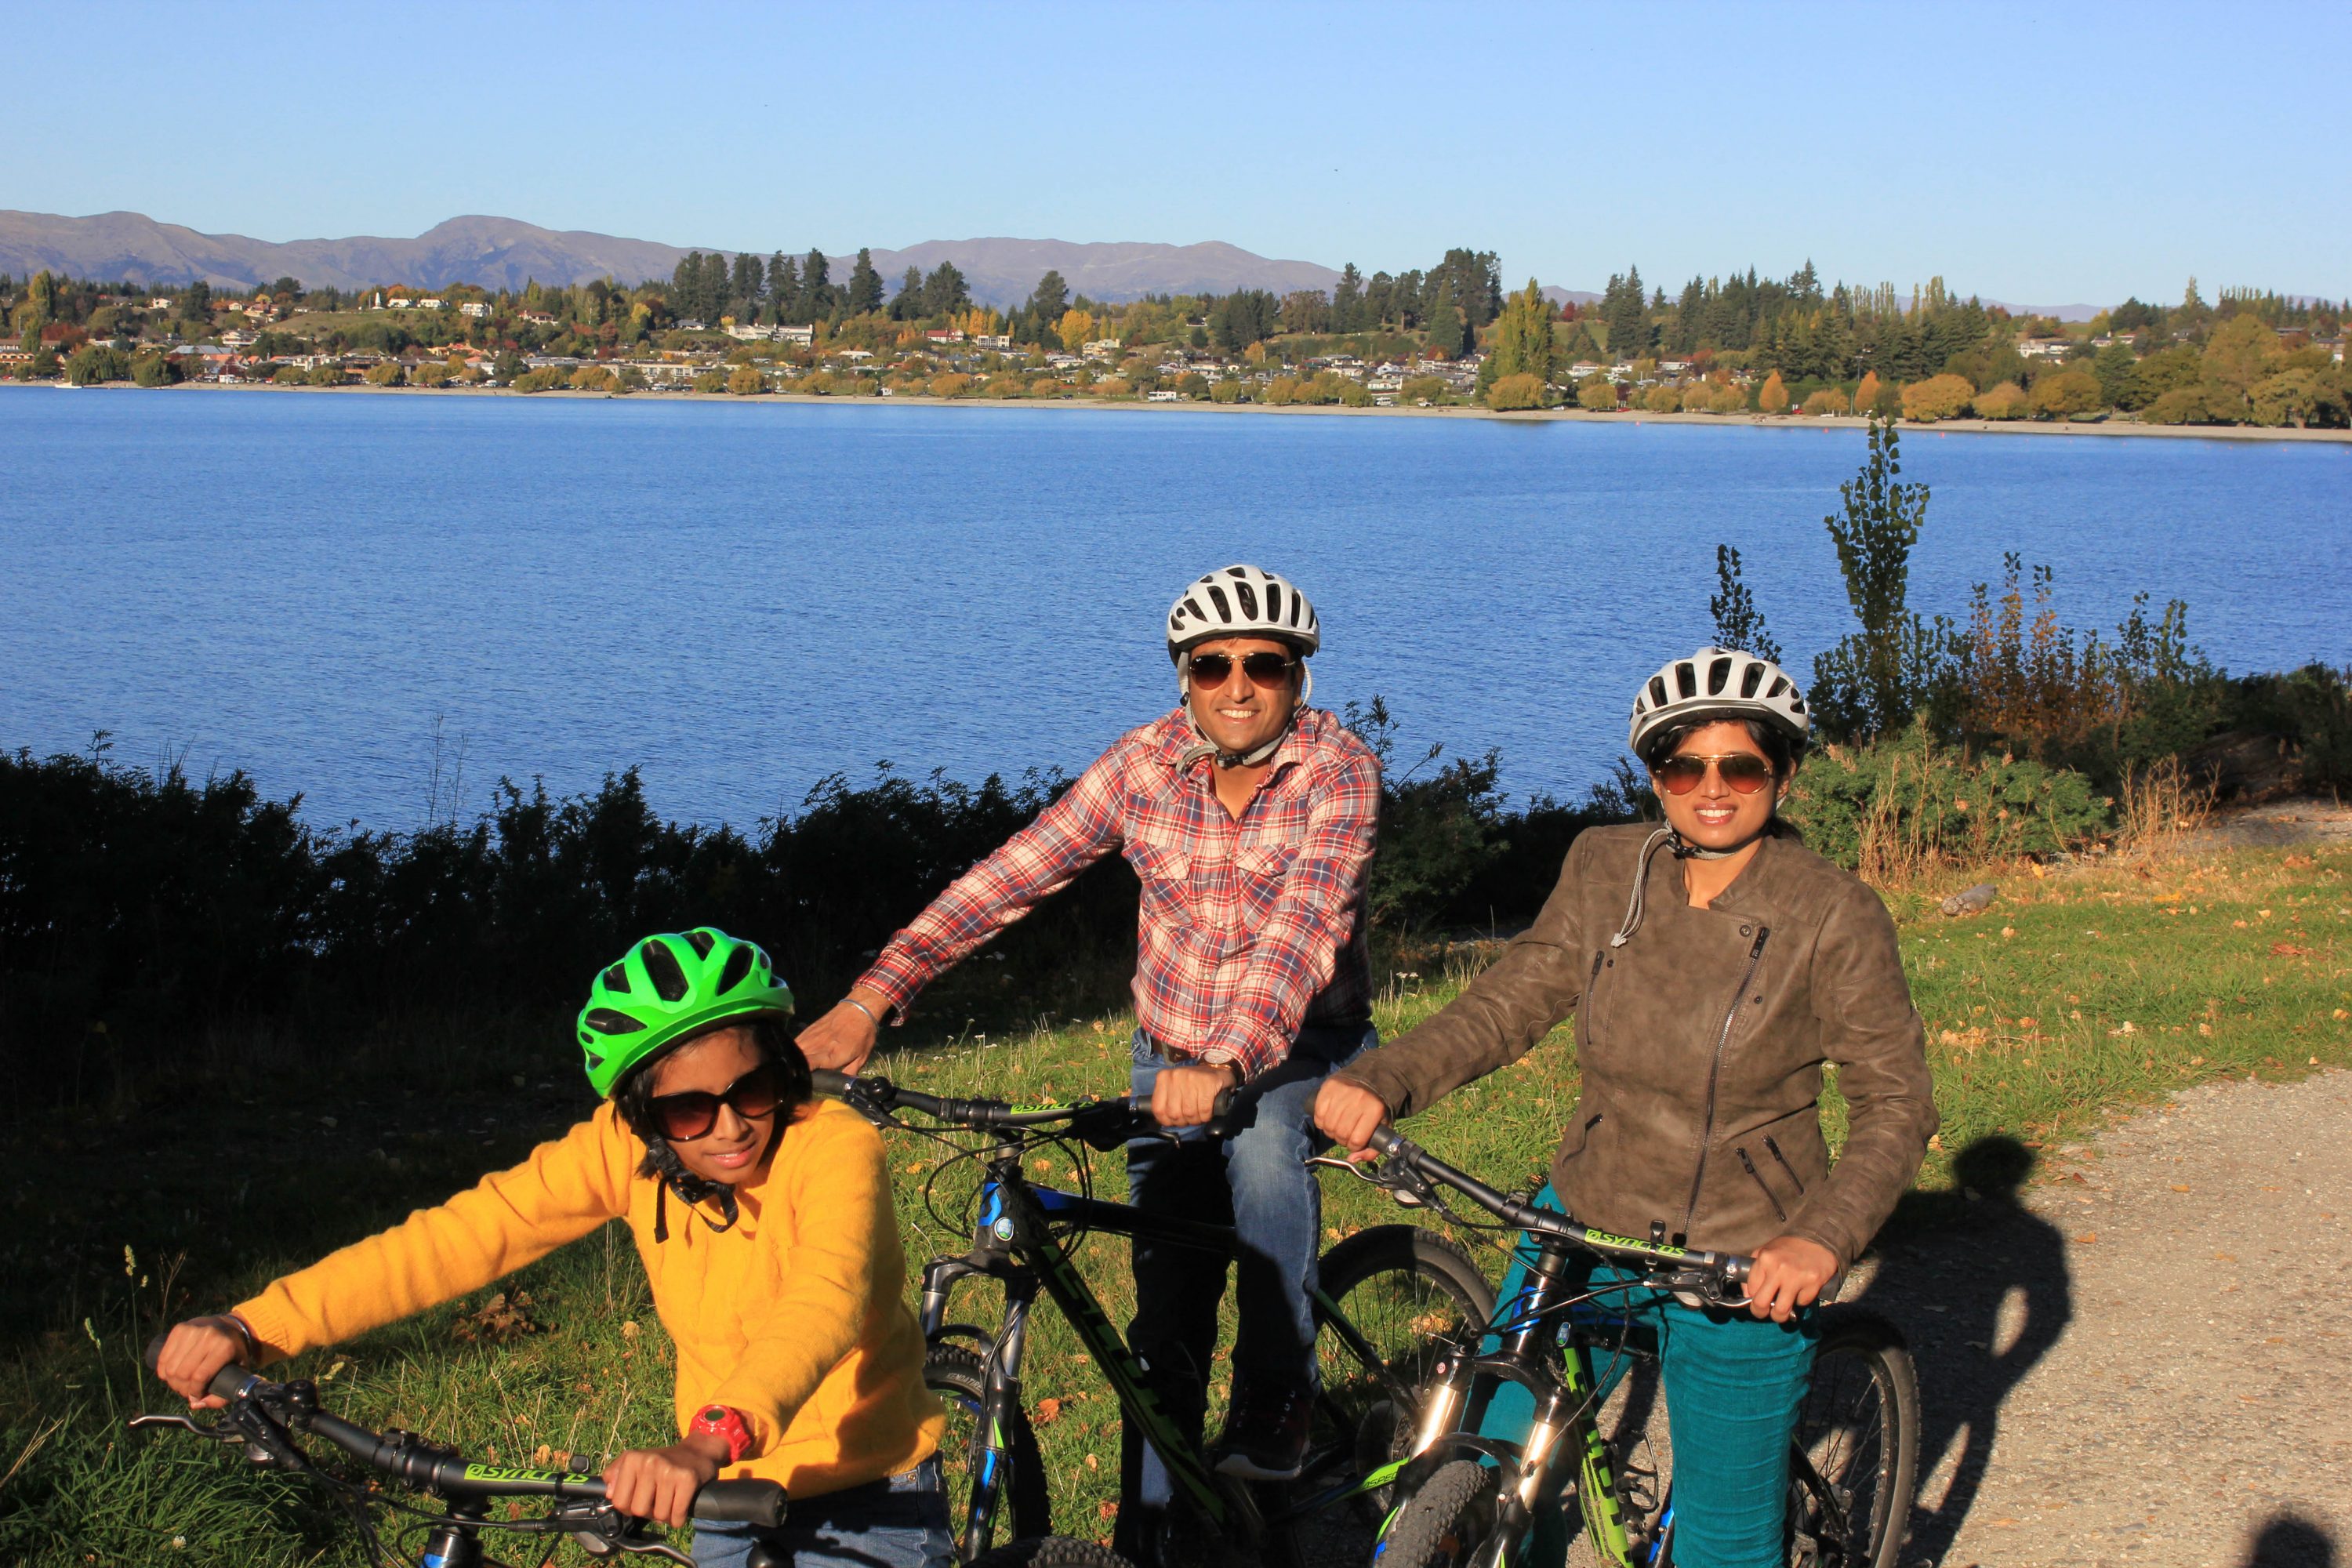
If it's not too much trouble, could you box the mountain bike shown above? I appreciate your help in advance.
[812,1069,1495,1568]
[1334,1126,1918,1568]
[129,1336,787,1566]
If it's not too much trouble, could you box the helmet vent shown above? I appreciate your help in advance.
[1675,662,1697,699]
[1234,580,1259,618]
[1649,676,1669,707]
[1766,675,1789,699]
[682,930,717,958]
[717,945,753,993]
[601,963,630,993]
[1707,656,1733,695]
[1265,583,1282,622]
[641,940,690,1002]
[1205,584,1232,620]
[1739,662,1765,698]
[583,1007,644,1036]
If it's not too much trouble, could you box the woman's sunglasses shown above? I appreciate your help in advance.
[648,1063,786,1142]
[1653,753,1777,796]
[1186,651,1297,686]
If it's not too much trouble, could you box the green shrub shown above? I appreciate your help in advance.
[1971,381,2029,419]
[1577,377,1618,412]
[1399,375,1450,405]
[691,370,730,393]
[65,344,131,385]
[364,362,404,387]
[271,363,307,384]
[1784,726,2109,872]
[1209,379,1246,404]
[132,353,179,387]
[511,368,568,393]
[307,363,344,387]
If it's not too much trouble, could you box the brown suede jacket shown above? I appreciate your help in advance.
[1334,822,1938,1267]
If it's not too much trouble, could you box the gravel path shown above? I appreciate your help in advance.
[1850,1068,2352,1567]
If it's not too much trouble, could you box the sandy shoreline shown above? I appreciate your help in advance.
[13,379,2350,444]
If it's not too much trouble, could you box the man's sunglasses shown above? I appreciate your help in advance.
[1653,753,1777,796]
[648,1063,786,1142]
[1186,652,1298,686]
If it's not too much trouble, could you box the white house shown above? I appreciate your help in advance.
[1082,338,1123,360]
[459,302,490,319]
[776,325,815,347]
[1145,388,1183,401]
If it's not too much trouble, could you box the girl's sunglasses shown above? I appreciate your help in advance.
[1186,651,1297,687]
[1654,753,1777,796]
[648,1063,786,1142]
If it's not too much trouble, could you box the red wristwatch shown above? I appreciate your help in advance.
[690,1403,755,1465]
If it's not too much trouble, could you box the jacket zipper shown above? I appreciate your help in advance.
[1680,925,1772,1236]
[1763,1134,1807,1194]
[1735,1146,1789,1222]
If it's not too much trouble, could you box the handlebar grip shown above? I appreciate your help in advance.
[1363,1123,1403,1156]
[144,1331,260,1403]
[694,1478,788,1527]
[809,1069,851,1098]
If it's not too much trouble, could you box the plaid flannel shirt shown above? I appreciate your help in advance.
[858,706,1379,1079]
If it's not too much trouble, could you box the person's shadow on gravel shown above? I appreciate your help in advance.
[1863,1134,2073,1565]
[2244,1513,2337,1566]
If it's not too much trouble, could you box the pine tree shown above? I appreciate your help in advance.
[768,256,798,325]
[847,249,884,316]
[1026,270,1069,324]
[731,252,764,321]
[1334,263,1364,333]
[1424,279,1465,357]
[889,266,923,321]
[797,249,833,323]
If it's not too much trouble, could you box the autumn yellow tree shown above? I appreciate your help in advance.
[1057,308,1094,352]
[1484,279,1556,398]
[1758,370,1789,413]
[1900,373,1974,422]
[1853,371,1884,415]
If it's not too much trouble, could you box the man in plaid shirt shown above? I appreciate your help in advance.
[799,564,1379,1515]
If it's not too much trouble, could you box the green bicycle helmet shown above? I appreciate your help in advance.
[576,928,794,1098]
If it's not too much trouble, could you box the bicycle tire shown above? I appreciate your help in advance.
[969,1536,1139,1568]
[1313,1224,1496,1517]
[1374,1457,1499,1568]
[929,1344,1054,1559]
[1786,1307,1918,1568]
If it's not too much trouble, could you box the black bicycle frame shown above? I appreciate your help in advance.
[920,1145,1420,1559]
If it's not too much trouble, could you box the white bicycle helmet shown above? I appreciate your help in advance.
[1628,646,1810,758]
[1166,564,1320,659]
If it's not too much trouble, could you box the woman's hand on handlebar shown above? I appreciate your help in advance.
[1313,1077,1389,1159]
[156,1317,251,1409]
[603,1434,728,1529]
[795,986,888,1074]
[1150,1062,1240,1127]
[1745,1235,1840,1323]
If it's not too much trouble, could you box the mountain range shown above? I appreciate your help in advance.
[0,211,1341,307]
[0,208,2115,319]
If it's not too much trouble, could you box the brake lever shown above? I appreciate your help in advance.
[129,1411,246,1445]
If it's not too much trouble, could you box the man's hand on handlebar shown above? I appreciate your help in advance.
[1313,1077,1389,1159]
[1745,1235,1839,1322]
[1151,1062,1240,1127]
[795,985,889,1073]
[602,1434,728,1529]
[156,1317,252,1410]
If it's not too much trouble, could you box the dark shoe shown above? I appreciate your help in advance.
[1213,1377,1313,1480]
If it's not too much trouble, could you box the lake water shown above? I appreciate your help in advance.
[5,387,2346,830]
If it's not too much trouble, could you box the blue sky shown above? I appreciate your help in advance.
[16,1,2347,305]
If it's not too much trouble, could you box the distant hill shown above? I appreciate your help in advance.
[0,210,1341,305]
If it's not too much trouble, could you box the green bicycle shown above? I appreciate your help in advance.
[1340,1125,1919,1568]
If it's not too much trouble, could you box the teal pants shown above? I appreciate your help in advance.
[1475,1187,1817,1568]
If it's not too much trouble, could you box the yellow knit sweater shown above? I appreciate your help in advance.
[233,1098,941,1496]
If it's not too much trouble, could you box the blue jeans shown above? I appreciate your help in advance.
[1116,1022,1374,1552]
[1478,1187,1817,1568]
[691,1457,954,1568]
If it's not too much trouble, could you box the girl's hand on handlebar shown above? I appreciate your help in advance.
[156,1317,250,1409]
[1745,1235,1839,1323]
[603,1435,727,1529]
[1313,1077,1388,1159]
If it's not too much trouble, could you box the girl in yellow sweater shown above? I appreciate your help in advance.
[156,929,949,1568]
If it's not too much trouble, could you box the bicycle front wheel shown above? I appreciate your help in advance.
[1786,1308,1918,1568]
[1313,1224,1495,1515]
[928,1344,1054,1560]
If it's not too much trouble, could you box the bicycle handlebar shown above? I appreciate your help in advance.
[138,1335,787,1526]
[1360,1126,1752,1287]
[812,1068,1240,1140]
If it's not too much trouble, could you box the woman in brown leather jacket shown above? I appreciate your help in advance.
[1315,647,1936,1568]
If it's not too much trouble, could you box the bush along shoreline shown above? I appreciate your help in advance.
[6,419,2347,1105]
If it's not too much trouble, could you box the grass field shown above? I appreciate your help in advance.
[2,841,2345,1565]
